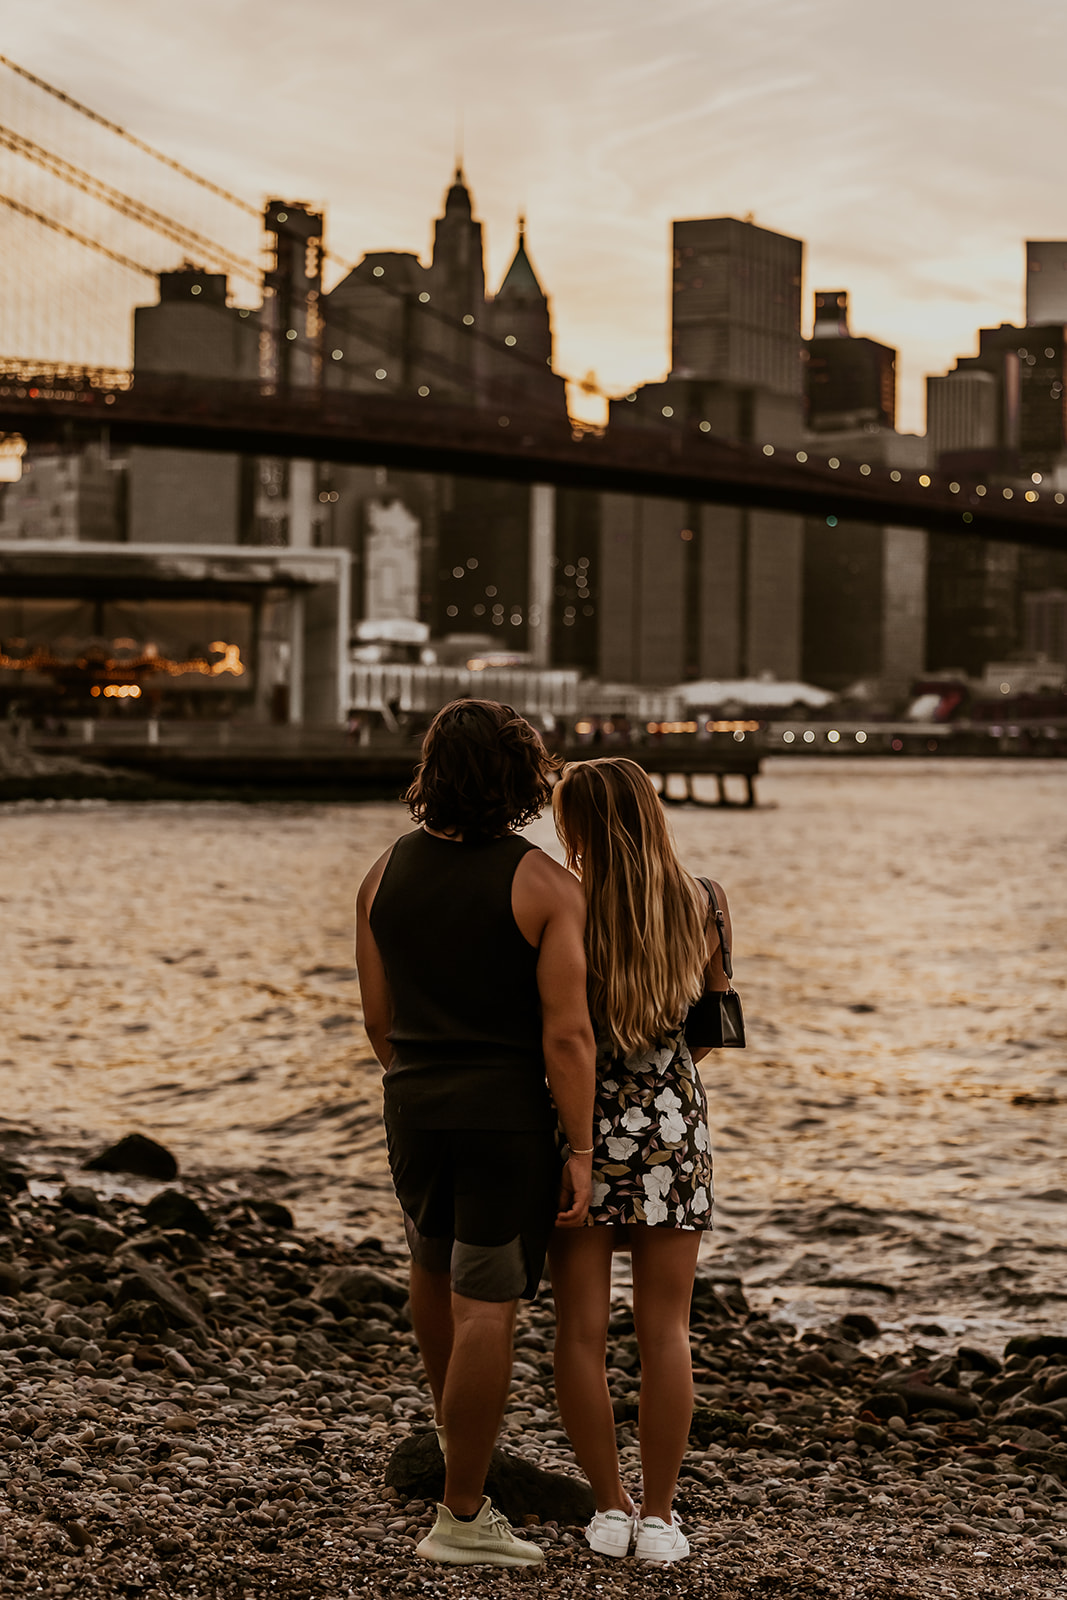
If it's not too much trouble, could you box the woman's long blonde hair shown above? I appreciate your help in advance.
[553,757,708,1058]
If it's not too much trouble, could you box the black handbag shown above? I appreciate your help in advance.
[684,877,746,1049]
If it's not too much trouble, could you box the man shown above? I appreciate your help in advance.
[355,699,595,1568]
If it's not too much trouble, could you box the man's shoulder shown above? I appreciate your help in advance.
[515,845,583,906]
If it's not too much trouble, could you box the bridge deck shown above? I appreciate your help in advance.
[2,369,1065,547]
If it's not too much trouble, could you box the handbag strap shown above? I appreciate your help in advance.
[697,876,733,981]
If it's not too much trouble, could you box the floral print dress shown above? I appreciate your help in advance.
[585,1025,714,1230]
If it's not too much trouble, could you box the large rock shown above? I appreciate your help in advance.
[1006,1334,1067,1361]
[385,1431,595,1525]
[113,1258,204,1330]
[83,1134,178,1181]
[142,1190,213,1240]
[0,1155,28,1196]
[311,1266,407,1316]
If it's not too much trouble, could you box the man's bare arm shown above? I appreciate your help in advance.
[522,856,597,1225]
[355,847,395,1071]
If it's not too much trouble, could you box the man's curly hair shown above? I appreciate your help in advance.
[405,699,557,839]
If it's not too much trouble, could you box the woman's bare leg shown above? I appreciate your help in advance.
[628,1226,702,1522]
[549,1228,632,1513]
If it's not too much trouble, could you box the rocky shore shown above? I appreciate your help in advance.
[2,1142,1067,1600]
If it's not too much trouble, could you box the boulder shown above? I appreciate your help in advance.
[1005,1334,1067,1361]
[385,1431,595,1525]
[0,1155,28,1196]
[311,1266,407,1316]
[113,1259,204,1330]
[246,1198,294,1230]
[142,1190,213,1240]
[83,1134,178,1181]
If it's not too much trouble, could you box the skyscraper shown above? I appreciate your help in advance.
[804,291,896,432]
[1026,242,1067,325]
[671,216,803,395]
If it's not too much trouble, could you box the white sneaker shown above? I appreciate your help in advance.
[585,1507,636,1557]
[416,1496,544,1567]
[634,1511,690,1564]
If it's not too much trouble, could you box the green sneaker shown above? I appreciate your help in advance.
[416,1496,544,1567]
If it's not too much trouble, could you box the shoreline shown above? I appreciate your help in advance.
[2,1146,1066,1599]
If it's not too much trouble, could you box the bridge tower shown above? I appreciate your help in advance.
[262,200,324,392]
[255,202,325,560]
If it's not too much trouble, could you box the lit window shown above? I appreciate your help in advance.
[827,729,840,744]
[948,481,960,492]
[418,385,430,396]
[1032,472,1043,483]
[859,463,871,475]
[855,731,867,744]
[828,457,840,469]
[375,368,387,379]
[474,604,485,616]
[782,730,795,743]
[331,349,344,360]
[373,266,385,277]
[802,730,816,743]
[452,567,464,578]
[680,528,693,541]
[919,474,931,487]
[796,451,808,462]
[504,335,517,347]
[466,558,478,569]
[762,444,774,456]
[276,211,288,223]
[190,284,202,296]
[662,406,674,418]
[463,314,475,326]
[1026,490,1038,502]
[419,292,430,303]
[975,485,987,496]
[699,420,711,432]
[1002,487,1013,499]
[446,605,458,617]
[1046,348,1056,359]
[890,470,901,482]
[286,329,298,341]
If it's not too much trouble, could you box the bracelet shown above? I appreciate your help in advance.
[568,1146,594,1156]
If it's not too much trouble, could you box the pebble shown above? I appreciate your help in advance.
[0,1157,1065,1598]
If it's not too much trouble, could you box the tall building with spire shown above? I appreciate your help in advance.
[318,166,574,657]
[487,219,567,417]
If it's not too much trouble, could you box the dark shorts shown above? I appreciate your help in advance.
[384,1118,562,1302]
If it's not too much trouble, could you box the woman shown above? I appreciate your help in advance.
[549,757,732,1565]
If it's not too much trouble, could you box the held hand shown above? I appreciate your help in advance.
[556,1154,593,1228]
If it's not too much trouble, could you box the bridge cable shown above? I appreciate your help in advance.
[0,124,261,286]
[0,53,260,218]
[0,193,157,278]
[0,52,612,404]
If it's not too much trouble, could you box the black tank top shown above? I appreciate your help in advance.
[369,829,552,1130]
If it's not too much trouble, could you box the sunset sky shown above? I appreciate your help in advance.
[3,0,1066,430]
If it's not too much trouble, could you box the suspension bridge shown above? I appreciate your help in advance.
[0,52,1064,550]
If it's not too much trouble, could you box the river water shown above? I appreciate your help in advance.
[2,758,1065,1353]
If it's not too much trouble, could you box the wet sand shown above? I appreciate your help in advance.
[2,759,1065,1350]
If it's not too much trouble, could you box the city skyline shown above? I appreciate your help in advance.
[3,0,1067,431]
